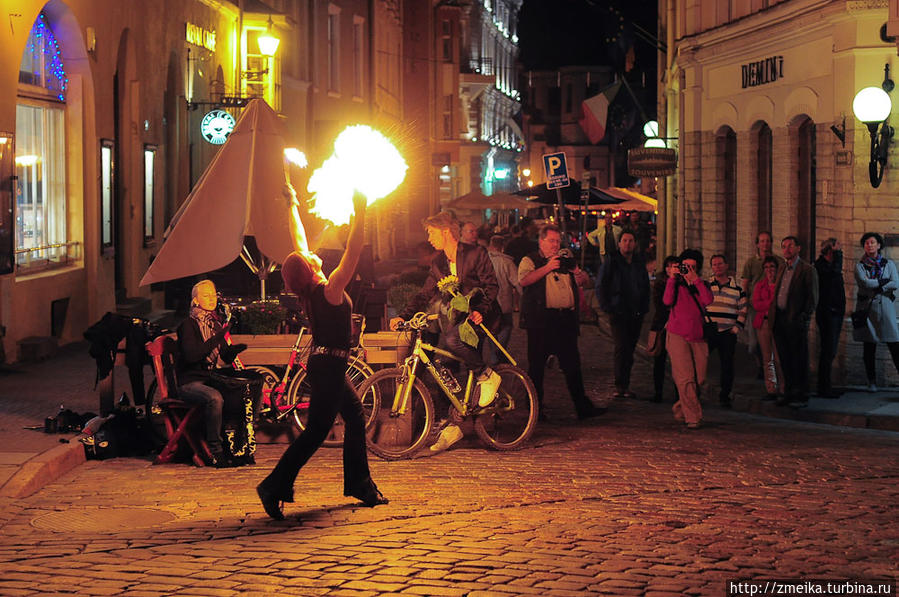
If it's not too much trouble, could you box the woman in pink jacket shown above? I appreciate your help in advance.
[663,249,714,428]
[752,255,782,397]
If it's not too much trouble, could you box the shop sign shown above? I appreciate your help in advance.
[742,56,783,88]
[186,22,216,52]
[627,147,677,177]
[200,110,235,145]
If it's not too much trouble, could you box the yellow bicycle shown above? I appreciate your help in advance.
[359,312,538,459]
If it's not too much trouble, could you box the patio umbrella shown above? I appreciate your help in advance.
[514,183,622,206]
[448,189,535,211]
[140,99,294,295]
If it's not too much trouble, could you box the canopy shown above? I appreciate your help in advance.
[576,187,657,212]
[447,189,535,211]
[140,99,294,286]
[515,184,657,212]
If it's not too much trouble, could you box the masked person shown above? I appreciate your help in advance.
[257,190,387,520]
[390,212,501,453]
[177,280,245,467]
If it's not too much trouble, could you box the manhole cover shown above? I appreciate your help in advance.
[31,507,176,533]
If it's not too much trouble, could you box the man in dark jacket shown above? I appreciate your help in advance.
[769,236,819,405]
[598,231,651,398]
[814,238,845,398]
[390,212,501,451]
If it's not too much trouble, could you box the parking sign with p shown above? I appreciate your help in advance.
[543,152,570,190]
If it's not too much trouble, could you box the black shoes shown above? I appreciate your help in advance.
[256,482,288,521]
[346,480,389,507]
[207,450,237,469]
[576,403,606,420]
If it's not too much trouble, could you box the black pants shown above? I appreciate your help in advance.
[773,312,810,399]
[608,313,645,391]
[708,329,737,400]
[863,341,899,383]
[526,309,592,414]
[815,311,843,393]
[261,354,371,498]
[444,319,487,378]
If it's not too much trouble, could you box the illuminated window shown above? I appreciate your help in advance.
[100,140,114,249]
[143,146,156,243]
[353,17,364,98]
[328,6,341,93]
[15,12,68,270]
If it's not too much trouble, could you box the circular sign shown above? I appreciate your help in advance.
[200,110,235,145]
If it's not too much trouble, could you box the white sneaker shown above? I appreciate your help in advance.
[429,424,463,452]
[477,369,502,407]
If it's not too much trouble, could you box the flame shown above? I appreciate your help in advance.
[307,125,408,225]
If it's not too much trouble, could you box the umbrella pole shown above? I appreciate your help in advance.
[555,189,567,238]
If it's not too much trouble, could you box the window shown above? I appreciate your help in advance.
[441,20,453,61]
[100,140,114,249]
[443,95,454,139]
[143,145,156,244]
[328,6,341,93]
[353,17,364,98]
[16,12,70,271]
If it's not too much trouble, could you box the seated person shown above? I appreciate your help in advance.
[176,279,243,467]
[389,212,501,452]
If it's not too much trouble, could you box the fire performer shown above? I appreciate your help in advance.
[257,186,387,520]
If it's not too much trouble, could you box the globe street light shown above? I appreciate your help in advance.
[852,82,893,188]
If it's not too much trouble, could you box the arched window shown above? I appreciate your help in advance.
[16,11,68,270]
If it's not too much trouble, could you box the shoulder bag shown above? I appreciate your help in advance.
[686,282,717,343]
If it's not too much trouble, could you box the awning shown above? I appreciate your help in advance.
[448,189,535,211]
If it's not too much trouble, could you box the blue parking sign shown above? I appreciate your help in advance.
[543,152,570,189]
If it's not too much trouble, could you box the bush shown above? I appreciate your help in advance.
[387,283,421,316]
[240,300,288,334]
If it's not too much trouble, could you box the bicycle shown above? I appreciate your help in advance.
[357,312,538,460]
[242,322,375,447]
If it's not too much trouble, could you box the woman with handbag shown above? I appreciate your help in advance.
[752,256,783,398]
[853,232,899,392]
[663,249,713,429]
[648,255,680,402]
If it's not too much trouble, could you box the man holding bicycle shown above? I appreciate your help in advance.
[390,212,501,452]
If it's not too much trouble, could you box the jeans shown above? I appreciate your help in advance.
[261,355,371,497]
[444,319,487,378]
[815,311,843,393]
[608,313,645,391]
[179,381,224,453]
[484,312,513,367]
[708,329,737,400]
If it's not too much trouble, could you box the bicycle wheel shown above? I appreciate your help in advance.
[360,368,435,460]
[474,364,538,450]
[285,357,375,447]
[244,365,282,419]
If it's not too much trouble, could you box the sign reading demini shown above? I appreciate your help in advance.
[741,56,783,88]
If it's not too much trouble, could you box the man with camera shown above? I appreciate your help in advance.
[519,223,602,420]
[598,231,651,399]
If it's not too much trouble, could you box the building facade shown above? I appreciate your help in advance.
[0,0,408,361]
[661,0,899,383]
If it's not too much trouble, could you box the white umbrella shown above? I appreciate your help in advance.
[140,99,295,296]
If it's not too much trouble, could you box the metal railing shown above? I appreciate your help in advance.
[15,241,81,272]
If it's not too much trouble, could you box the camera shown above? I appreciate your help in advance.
[557,248,576,273]
[678,262,690,275]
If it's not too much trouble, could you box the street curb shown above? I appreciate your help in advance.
[0,439,86,499]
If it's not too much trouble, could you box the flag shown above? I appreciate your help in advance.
[578,82,621,144]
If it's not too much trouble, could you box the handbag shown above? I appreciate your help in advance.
[645,329,665,357]
[685,283,717,343]
[851,307,869,330]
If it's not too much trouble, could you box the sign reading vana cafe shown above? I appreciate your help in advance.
[742,55,784,89]
[186,22,216,52]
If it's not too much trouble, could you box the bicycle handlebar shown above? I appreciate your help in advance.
[396,312,438,331]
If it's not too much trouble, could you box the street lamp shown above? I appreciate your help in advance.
[257,16,280,57]
[853,65,894,188]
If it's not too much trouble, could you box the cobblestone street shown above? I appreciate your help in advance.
[1,325,897,596]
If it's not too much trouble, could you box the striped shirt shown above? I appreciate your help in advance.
[707,276,747,331]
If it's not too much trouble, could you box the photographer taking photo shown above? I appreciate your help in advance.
[598,231,651,399]
[519,223,602,420]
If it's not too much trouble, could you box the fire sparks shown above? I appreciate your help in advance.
[307,125,408,225]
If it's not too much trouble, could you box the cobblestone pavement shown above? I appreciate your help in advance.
[0,329,897,596]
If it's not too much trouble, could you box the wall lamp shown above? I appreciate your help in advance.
[852,64,894,188]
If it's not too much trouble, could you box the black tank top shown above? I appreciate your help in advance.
[308,283,352,350]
